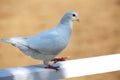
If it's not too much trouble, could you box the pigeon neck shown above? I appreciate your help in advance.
[59,17,73,26]
[56,17,73,41]
[57,16,73,34]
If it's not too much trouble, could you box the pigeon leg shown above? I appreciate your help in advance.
[51,56,69,63]
[45,65,60,71]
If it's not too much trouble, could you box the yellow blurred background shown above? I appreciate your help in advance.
[0,0,120,80]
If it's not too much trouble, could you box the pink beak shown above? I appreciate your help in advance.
[77,18,80,22]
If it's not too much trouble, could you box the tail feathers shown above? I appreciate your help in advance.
[1,37,28,48]
[1,38,18,46]
[1,38,12,43]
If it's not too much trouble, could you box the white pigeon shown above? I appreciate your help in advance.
[1,11,79,68]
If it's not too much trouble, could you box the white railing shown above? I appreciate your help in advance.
[0,54,120,80]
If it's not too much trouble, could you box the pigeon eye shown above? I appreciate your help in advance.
[72,14,76,17]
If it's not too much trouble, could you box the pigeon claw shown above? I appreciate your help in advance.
[45,65,60,71]
[51,56,69,63]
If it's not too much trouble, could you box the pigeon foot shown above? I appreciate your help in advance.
[45,65,60,71]
[51,56,69,63]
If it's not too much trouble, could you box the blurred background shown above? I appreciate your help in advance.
[0,0,120,80]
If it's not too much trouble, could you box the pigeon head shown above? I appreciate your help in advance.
[60,11,79,24]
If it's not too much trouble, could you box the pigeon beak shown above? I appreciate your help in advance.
[76,18,80,22]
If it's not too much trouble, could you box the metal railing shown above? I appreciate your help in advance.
[0,54,120,80]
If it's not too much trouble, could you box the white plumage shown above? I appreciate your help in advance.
[1,11,79,65]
